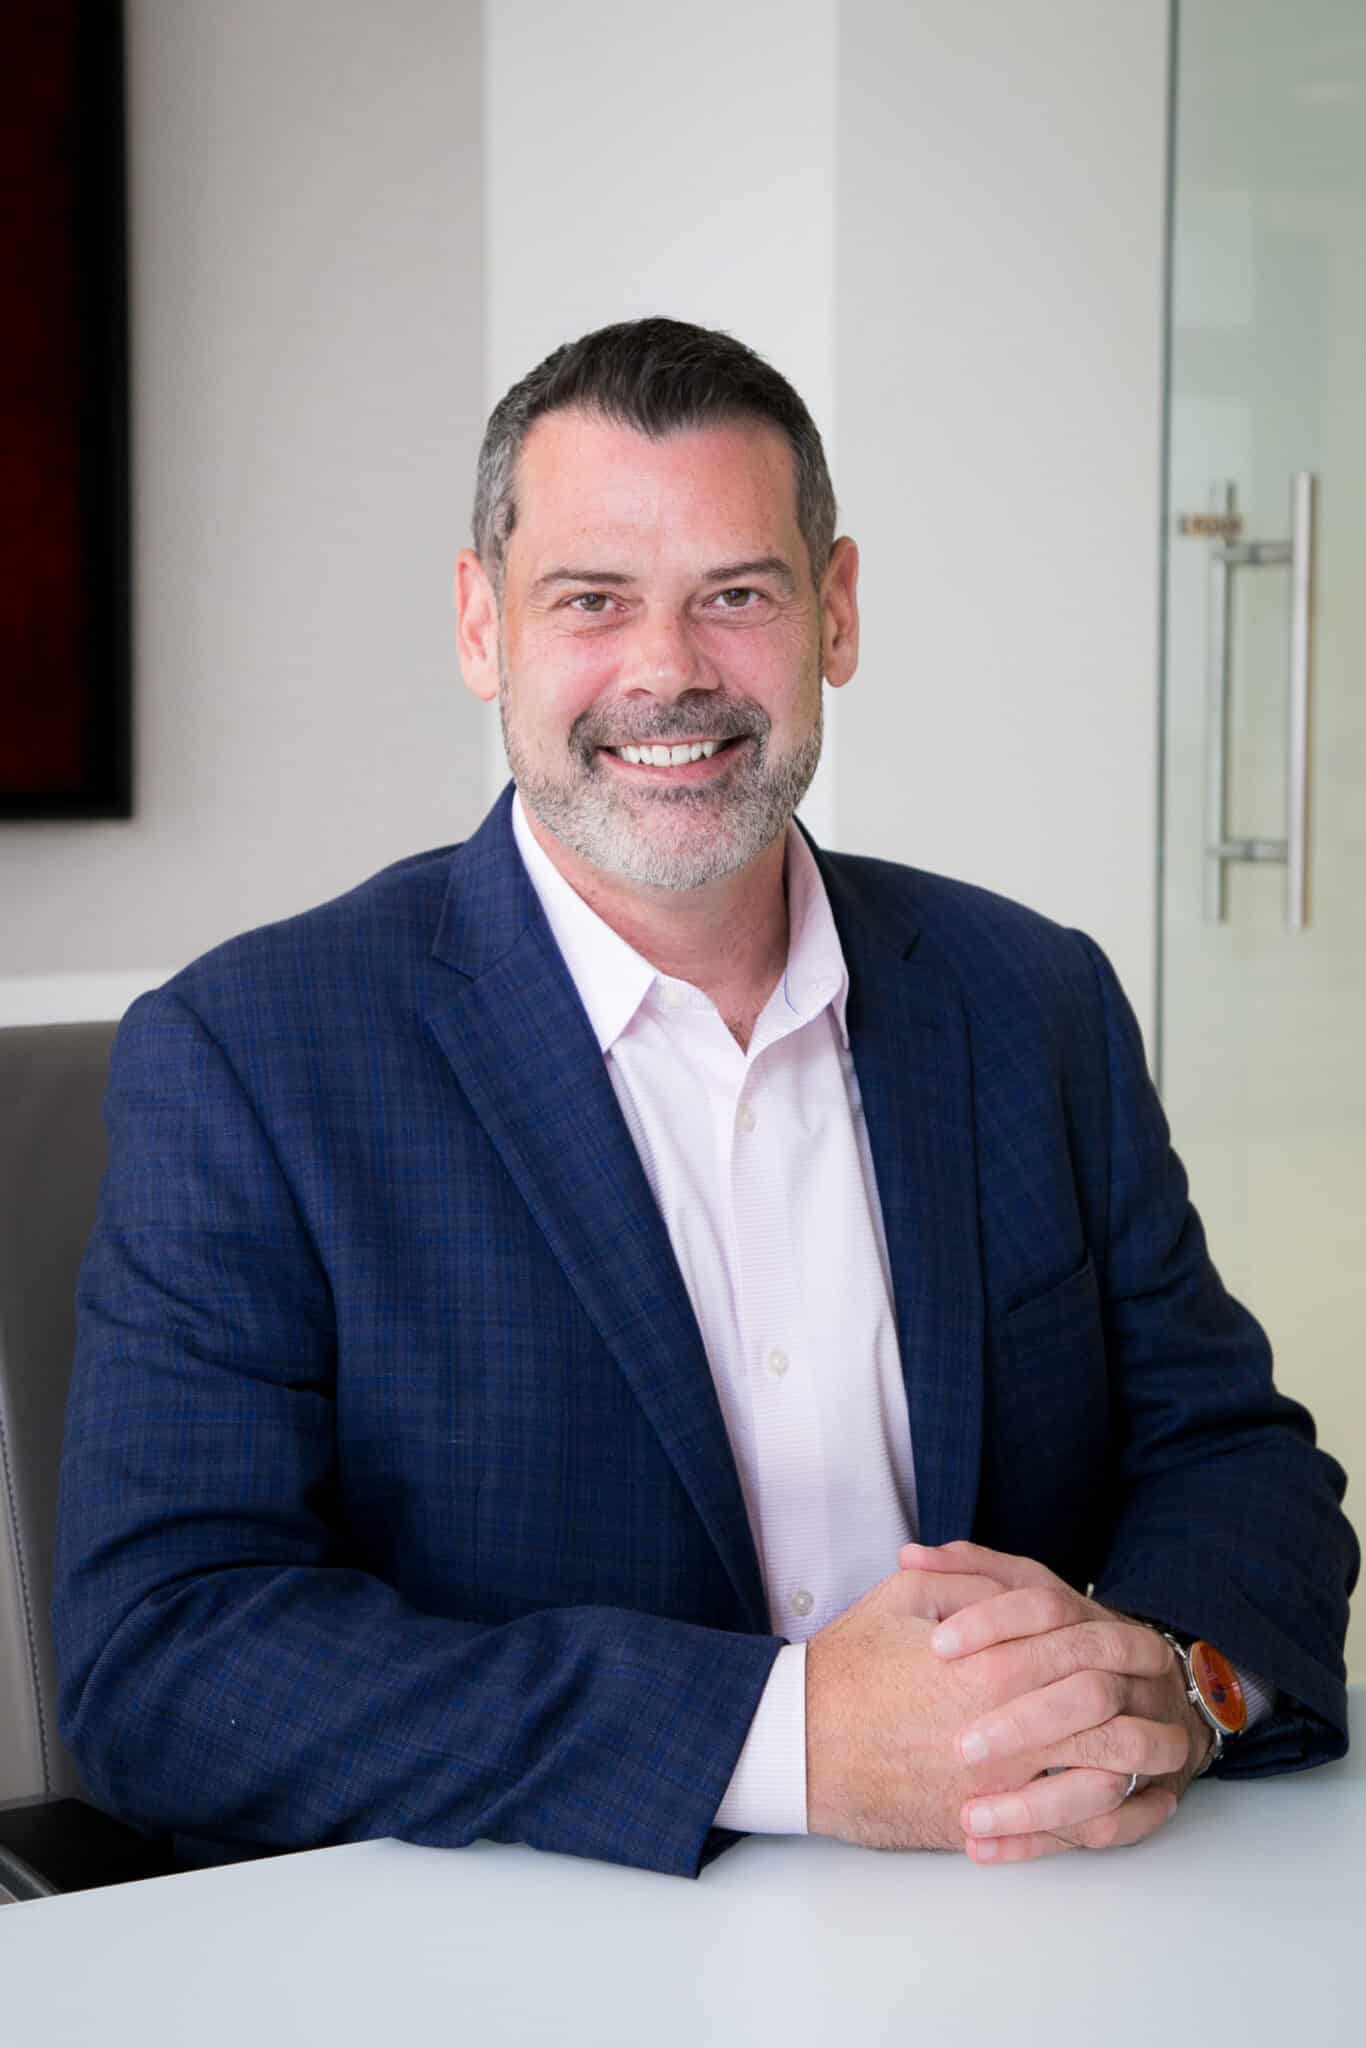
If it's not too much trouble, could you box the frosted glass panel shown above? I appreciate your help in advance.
[1161,1,1366,1675]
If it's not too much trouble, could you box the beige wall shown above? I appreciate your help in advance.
[1,0,488,1005]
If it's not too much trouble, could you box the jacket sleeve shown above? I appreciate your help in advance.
[1073,933,1358,1774]
[52,989,781,1878]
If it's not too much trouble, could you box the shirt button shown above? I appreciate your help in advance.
[660,982,687,1010]
[790,1589,814,1618]
[737,1102,756,1133]
[767,1347,789,1378]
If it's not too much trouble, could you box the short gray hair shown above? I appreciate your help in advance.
[472,317,837,592]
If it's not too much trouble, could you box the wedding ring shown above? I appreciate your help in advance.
[1122,1771,1140,1800]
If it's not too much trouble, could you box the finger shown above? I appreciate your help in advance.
[960,1610,1176,1728]
[966,1787,1178,1864]
[930,1584,1090,1658]
[899,1540,1066,1593]
[963,1718,1189,1833]
[957,1662,1173,1766]
[1037,1714,1191,1781]
[895,1569,1007,1623]
[963,1767,1135,1842]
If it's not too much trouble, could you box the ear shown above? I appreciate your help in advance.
[820,536,860,690]
[455,549,500,702]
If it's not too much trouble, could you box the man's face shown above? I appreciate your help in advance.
[458,408,857,892]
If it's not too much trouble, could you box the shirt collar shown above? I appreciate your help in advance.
[511,794,657,1054]
[511,791,851,1054]
[780,820,852,1047]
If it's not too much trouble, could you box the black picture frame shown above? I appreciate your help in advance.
[1,1,131,821]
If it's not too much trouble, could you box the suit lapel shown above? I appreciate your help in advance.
[820,855,987,1549]
[422,793,769,1632]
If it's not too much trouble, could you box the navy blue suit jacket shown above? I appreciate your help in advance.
[54,789,1357,1877]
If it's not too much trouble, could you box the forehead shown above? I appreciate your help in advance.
[508,408,803,566]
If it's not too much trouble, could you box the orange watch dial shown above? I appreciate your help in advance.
[1190,1641,1248,1735]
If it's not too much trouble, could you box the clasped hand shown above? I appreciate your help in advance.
[899,1539,1209,1862]
[803,1540,1210,1861]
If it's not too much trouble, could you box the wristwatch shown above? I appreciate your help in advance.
[1162,1633,1248,1776]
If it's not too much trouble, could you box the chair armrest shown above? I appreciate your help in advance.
[0,1795,182,1895]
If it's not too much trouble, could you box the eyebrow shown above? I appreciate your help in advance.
[529,556,798,598]
[704,557,798,593]
[530,569,635,595]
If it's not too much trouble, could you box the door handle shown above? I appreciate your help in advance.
[1199,473,1316,929]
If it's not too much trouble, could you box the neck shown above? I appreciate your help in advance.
[522,807,791,1046]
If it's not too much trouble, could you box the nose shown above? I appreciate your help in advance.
[622,611,715,702]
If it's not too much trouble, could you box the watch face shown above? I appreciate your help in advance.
[1190,1641,1248,1736]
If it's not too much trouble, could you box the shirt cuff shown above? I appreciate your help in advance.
[1235,1662,1276,1730]
[713,1641,809,1835]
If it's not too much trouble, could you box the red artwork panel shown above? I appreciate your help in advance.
[1,1,130,818]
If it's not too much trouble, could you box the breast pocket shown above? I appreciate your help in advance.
[1006,1252,1106,1376]
[985,1254,1112,1563]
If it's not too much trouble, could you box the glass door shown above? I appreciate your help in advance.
[1161,1,1365,1675]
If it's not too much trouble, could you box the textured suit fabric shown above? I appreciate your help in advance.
[53,788,1357,1878]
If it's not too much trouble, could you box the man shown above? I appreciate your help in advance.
[55,318,1355,1880]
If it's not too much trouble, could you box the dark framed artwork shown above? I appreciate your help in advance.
[2,1,131,820]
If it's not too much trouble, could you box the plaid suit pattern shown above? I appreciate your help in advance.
[53,789,1356,1876]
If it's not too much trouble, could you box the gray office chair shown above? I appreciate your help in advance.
[0,1022,178,1899]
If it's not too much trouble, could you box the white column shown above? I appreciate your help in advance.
[835,0,1169,1029]
[481,0,840,845]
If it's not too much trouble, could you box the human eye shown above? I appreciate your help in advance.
[567,590,615,614]
[708,586,763,611]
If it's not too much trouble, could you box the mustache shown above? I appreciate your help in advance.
[571,694,770,754]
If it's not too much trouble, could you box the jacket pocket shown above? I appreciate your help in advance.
[998,1252,1109,1466]
[984,1253,1111,1577]
[1005,1252,1104,1364]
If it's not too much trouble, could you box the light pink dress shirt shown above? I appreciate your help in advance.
[512,795,916,1834]
[510,796,1272,1835]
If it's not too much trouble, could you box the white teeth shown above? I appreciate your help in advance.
[614,739,724,765]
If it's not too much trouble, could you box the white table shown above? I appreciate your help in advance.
[4,1695,1360,2048]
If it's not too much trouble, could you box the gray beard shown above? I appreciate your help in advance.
[499,663,824,891]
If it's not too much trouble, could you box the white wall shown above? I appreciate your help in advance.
[1,0,488,1018]
[481,0,840,845]
[2,0,1170,1040]
[483,0,1169,1035]
[836,1,1169,1028]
